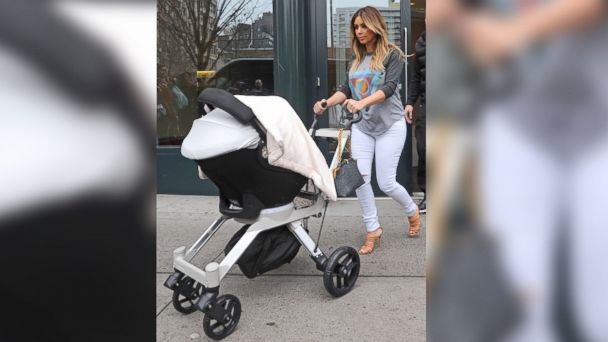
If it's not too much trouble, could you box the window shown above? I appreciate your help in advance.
[157,0,274,146]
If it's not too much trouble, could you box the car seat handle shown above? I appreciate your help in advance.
[198,88,267,140]
[198,88,255,124]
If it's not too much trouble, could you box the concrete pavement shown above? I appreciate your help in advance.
[157,195,426,341]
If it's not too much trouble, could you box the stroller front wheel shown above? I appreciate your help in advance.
[323,246,360,297]
[171,277,204,314]
[203,294,241,340]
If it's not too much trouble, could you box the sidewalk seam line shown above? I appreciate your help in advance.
[156,301,172,318]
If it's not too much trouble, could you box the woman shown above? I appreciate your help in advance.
[313,6,421,255]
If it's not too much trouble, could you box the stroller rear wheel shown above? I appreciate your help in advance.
[171,277,203,314]
[323,246,360,297]
[203,294,241,340]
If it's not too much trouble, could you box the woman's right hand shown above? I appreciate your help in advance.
[313,99,328,115]
[404,104,414,124]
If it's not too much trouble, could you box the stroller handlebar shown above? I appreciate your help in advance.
[343,110,363,129]
[308,108,363,135]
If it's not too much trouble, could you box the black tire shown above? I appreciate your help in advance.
[203,294,241,340]
[323,246,360,297]
[171,279,203,314]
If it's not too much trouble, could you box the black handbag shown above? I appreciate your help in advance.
[333,129,364,197]
[334,158,364,197]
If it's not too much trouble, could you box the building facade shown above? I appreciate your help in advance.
[157,0,218,77]
[331,7,401,48]
[215,11,274,69]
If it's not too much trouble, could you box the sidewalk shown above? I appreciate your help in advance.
[156,195,426,341]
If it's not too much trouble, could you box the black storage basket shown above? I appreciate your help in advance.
[224,224,302,279]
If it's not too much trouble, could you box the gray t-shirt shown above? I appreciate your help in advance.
[338,49,404,136]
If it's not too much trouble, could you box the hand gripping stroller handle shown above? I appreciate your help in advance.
[309,101,324,136]
[308,99,326,135]
[344,110,363,129]
[308,108,362,136]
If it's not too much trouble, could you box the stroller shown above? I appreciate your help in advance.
[164,88,362,340]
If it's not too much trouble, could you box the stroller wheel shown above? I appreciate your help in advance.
[172,278,203,314]
[323,246,360,297]
[203,294,241,340]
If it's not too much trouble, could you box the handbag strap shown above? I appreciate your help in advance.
[333,128,351,179]
[346,132,352,155]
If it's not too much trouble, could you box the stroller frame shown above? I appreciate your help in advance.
[164,89,361,340]
[170,195,327,293]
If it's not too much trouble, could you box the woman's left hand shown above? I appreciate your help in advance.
[343,99,366,113]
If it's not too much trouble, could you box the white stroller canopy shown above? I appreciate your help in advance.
[181,108,260,160]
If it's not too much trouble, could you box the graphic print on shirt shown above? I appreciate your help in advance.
[349,69,384,100]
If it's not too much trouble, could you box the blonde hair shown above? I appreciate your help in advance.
[349,6,405,72]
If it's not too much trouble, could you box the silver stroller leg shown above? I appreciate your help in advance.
[185,216,229,262]
[288,220,328,271]
[288,220,322,255]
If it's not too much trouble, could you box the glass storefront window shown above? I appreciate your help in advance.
[411,0,426,56]
[157,0,274,146]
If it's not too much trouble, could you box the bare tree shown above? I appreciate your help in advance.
[158,0,259,72]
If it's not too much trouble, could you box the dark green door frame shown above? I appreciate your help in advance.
[272,0,327,127]
[399,0,415,193]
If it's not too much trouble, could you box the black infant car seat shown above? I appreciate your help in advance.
[196,88,307,220]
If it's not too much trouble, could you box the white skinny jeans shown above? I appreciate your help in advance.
[351,119,417,232]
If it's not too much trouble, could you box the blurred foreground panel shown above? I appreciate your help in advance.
[0,1,156,341]
[427,0,608,341]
